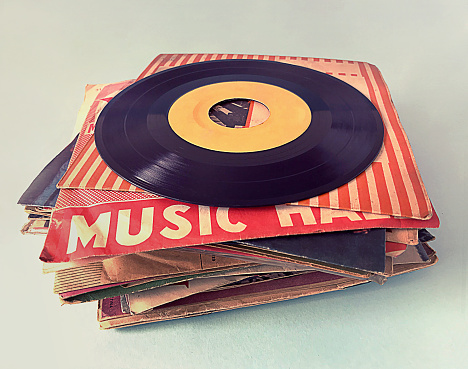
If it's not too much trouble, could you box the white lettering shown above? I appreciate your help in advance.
[116,207,154,246]
[160,205,192,239]
[198,205,212,236]
[216,208,247,233]
[275,205,317,227]
[320,208,362,224]
[67,212,111,254]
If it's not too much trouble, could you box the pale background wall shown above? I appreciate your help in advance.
[1,1,466,368]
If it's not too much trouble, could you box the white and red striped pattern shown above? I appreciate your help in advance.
[58,80,144,193]
[54,188,160,210]
[57,54,431,220]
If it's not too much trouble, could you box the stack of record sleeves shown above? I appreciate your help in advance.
[19,54,439,329]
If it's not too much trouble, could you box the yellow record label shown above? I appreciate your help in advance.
[168,81,311,153]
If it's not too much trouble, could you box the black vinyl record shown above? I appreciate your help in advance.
[94,59,384,207]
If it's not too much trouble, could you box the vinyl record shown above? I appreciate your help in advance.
[94,59,384,207]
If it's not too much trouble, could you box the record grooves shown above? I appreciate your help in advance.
[94,59,384,207]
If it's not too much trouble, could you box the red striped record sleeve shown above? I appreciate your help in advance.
[57,54,432,220]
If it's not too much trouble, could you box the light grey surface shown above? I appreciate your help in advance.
[1,1,466,368]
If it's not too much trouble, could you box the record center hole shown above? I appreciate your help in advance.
[208,98,270,128]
